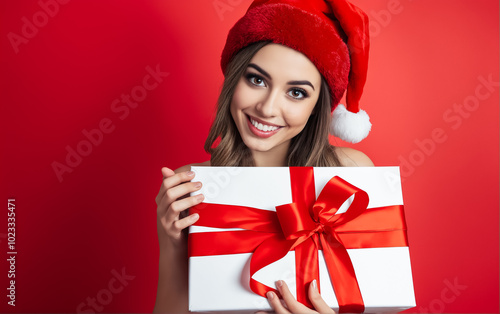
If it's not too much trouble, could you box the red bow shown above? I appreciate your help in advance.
[189,167,408,313]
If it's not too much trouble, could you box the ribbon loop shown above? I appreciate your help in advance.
[313,176,370,227]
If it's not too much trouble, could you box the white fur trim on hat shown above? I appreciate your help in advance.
[330,104,371,143]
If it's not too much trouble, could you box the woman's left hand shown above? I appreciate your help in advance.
[258,280,336,314]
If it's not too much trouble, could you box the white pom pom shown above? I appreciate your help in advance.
[330,104,371,143]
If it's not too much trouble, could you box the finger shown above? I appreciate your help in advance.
[276,280,314,314]
[161,180,202,206]
[156,169,192,205]
[156,173,198,206]
[172,213,200,232]
[158,170,195,195]
[159,212,200,241]
[163,170,195,190]
[161,167,175,179]
[157,171,195,204]
[165,193,204,222]
[308,280,335,314]
[266,291,290,314]
[155,167,177,204]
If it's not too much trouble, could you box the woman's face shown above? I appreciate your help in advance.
[230,43,322,154]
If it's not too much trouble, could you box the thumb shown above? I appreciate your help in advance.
[161,167,175,179]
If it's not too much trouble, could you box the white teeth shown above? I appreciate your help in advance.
[251,118,279,132]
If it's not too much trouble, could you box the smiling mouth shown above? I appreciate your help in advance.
[245,114,283,139]
[247,115,281,132]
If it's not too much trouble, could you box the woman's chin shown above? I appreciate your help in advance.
[245,142,273,153]
[243,136,290,154]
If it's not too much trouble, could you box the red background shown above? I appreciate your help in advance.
[1,0,498,313]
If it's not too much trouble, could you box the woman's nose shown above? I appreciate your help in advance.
[255,90,279,117]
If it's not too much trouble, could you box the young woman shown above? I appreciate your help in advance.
[154,0,373,312]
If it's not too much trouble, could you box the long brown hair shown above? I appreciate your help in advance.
[204,41,341,167]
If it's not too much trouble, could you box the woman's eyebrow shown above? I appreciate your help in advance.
[247,63,315,91]
[248,63,271,79]
[287,80,315,91]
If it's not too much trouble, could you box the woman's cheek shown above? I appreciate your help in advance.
[287,103,315,127]
[233,86,252,110]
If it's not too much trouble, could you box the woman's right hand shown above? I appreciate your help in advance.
[155,167,204,246]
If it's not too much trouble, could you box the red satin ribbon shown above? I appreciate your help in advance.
[188,167,408,313]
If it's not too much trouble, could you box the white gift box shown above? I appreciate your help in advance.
[188,167,415,313]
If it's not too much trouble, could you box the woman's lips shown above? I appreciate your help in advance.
[246,115,282,138]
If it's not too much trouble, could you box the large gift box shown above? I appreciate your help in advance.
[188,167,415,313]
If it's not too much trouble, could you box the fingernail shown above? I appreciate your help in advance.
[190,213,199,221]
[196,194,204,201]
[312,279,317,291]
[276,280,283,288]
[194,182,202,188]
[187,171,195,176]
[266,291,274,300]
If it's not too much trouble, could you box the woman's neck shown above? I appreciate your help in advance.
[251,141,290,167]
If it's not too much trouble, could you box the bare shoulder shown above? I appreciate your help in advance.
[174,160,211,174]
[335,147,374,167]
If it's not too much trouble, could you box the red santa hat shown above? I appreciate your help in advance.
[220,0,371,143]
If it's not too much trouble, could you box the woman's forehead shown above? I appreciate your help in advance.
[249,43,321,84]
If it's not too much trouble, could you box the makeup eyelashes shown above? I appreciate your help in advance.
[244,73,310,100]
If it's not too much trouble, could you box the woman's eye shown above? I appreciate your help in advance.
[246,74,266,87]
[288,88,308,99]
